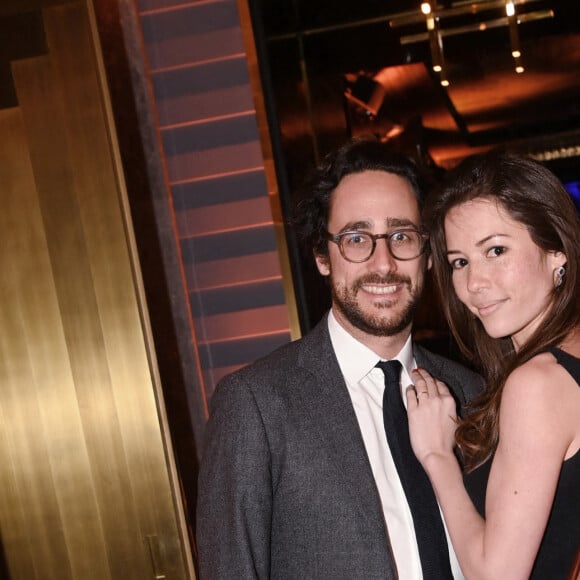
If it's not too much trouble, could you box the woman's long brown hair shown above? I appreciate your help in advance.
[424,150,580,470]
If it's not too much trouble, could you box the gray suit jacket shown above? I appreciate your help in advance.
[196,314,483,580]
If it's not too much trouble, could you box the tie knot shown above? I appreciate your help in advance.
[376,360,402,386]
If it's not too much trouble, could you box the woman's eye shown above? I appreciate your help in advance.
[487,246,506,258]
[449,258,467,270]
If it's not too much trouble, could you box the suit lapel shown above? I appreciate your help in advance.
[415,345,445,381]
[296,319,388,532]
[414,343,483,411]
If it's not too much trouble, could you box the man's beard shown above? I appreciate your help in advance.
[330,272,423,337]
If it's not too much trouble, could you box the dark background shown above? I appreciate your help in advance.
[248,0,580,351]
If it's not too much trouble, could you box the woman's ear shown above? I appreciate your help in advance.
[549,250,567,270]
[550,251,567,288]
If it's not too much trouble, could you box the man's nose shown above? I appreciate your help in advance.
[370,237,398,270]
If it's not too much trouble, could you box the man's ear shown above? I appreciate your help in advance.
[314,251,330,276]
[427,254,433,270]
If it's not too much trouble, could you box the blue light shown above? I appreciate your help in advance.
[564,181,580,213]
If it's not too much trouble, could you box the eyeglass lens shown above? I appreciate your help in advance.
[339,231,423,262]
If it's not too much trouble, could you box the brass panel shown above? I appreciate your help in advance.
[0,1,193,578]
[0,108,86,580]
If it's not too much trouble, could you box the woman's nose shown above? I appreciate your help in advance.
[466,264,489,293]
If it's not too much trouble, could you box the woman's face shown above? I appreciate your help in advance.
[444,197,566,350]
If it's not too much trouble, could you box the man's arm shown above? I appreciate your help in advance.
[196,373,272,579]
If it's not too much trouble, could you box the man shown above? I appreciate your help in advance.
[196,138,483,579]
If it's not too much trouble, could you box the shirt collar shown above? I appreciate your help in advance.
[327,309,415,385]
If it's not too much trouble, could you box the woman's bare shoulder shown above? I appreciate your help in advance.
[504,351,562,395]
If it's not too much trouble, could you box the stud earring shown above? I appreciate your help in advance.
[554,265,566,288]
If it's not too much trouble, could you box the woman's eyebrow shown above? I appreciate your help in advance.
[475,233,509,247]
[446,233,510,255]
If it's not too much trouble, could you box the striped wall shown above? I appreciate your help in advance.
[134,0,298,405]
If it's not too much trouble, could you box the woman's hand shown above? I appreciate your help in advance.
[406,367,458,467]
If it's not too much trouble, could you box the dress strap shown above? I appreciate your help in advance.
[546,347,580,383]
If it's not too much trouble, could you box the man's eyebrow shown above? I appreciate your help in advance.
[339,220,372,232]
[386,217,419,229]
[337,217,420,233]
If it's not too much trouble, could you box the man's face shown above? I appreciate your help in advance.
[315,170,429,344]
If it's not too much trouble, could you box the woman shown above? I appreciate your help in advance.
[407,150,580,579]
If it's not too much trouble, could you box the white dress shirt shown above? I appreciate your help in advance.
[327,311,464,579]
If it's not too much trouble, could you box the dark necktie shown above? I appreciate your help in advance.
[377,360,453,579]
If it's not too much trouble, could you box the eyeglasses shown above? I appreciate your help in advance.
[325,229,428,263]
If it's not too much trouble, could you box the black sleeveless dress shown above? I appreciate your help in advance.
[463,348,580,579]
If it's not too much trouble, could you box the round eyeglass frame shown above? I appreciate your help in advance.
[325,229,429,263]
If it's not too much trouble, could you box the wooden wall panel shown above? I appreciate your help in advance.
[136,0,298,400]
[175,197,274,235]
[140,2,245,69]
[153,55,254,125]
[161,114,265,179]
[184,251,284,287]
[172,167,268,208]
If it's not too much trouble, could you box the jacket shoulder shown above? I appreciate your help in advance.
[414,343,484,403]
[213,316,333,397]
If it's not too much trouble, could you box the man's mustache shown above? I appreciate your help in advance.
[353,273,411,290]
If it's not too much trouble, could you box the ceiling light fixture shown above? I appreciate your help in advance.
[505,1,525,73]
[389,0,554,83]
[422,1,449,84]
